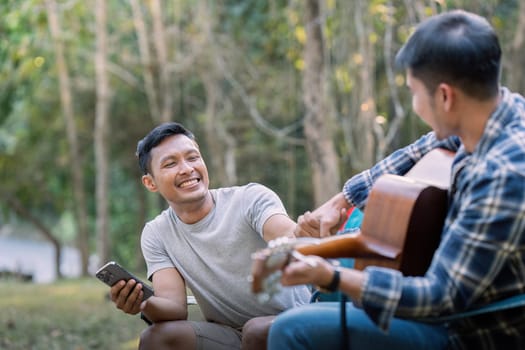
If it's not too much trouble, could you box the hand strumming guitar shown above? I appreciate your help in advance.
[279,255,333,289]
[281,256,365,302]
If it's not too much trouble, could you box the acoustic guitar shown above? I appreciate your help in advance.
[251,148,455,298]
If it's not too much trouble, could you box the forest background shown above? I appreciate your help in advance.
[1,0,524,278]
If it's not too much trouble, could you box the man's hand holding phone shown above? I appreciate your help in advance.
[95,261,154,316]
[110,278,147,315]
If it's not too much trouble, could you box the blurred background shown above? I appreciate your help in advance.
[2,1,523,348]
[1,0,523,292]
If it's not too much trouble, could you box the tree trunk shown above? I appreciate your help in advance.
[45,0,90,275]
[150,0,173,123]
[353,0,379,167]
[201,73,238,187]
[6,195,63,280]
[303,0,340,206]
[130,0,162,123]
[381,1,406,157]
[95,0,111,264]
[195,2,237,187]
[506,0,525,94]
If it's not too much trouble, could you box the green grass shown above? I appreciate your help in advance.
[0,278,146,350]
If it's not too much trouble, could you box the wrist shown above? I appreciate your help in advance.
[140,312,152,325]
[317,266,341,293]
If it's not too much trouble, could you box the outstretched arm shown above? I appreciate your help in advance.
[261,213,297,242]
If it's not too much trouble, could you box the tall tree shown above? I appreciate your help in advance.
[150,0,173,123]
[506,0,525,94]
[94,0,111,264]
[352,0,380,166]
[302,0,340,206]
[195,2,238,186]
[45,0,90,275]
[130,0,161,122]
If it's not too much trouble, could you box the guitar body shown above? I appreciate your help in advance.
[354,174,448,276]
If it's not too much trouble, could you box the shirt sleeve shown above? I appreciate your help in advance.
[242,183,289,237]
[343,132,460,208]
[141,220,173,281]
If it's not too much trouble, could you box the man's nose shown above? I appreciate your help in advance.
[178,160,193,173]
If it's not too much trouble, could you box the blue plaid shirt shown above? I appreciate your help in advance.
[343,87,525,349]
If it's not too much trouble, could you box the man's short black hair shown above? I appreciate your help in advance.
[136,122,195,175]
[395,10,501,100]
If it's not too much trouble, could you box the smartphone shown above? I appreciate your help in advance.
[95,261,154,300]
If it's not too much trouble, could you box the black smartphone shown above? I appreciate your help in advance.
[95,261,154,300]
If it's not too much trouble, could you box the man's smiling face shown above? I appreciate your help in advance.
[143,134,210,208]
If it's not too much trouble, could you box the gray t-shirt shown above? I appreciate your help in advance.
[141,182,312,329]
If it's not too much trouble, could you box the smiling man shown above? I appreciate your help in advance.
[108,122,311,350]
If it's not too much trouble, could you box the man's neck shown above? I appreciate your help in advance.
[458,94,500,153]
[171,191,214,224]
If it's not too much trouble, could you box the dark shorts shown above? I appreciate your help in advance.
[189,321,242,350]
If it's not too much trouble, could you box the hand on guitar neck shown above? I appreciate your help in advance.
[250,232,400,301]
[250,236,318,303]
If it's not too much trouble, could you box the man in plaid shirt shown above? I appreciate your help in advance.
[266,10,525,350]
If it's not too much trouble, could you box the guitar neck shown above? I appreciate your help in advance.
[296,232,400,260]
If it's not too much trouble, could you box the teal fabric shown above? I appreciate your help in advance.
[342,207,364,233]
[313,207,363,302]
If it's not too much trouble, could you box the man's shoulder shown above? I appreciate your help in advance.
[144,207,172,228]
[213,182,270,196]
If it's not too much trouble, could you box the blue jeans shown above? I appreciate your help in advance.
[268,302,449,350]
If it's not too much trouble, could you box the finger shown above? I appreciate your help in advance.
[281,259,319,285]
[110,280,126,302]
[302,211,321,227]
[319,219,337,238]
[319,208,349,237]
[116,279,137,309]
[126,282,142,306]
[131,289,144,312]
[296,211,321,237]
[340,208,349,225]
[319,222,330,238]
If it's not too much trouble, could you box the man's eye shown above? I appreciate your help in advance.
[165,162,176,167]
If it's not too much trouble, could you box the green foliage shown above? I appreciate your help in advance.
[221,0,297,62]
[0,0,522,271]
[106,166,144,267]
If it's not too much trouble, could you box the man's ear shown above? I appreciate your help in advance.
[437,83,454,112]
[142,174,158,192]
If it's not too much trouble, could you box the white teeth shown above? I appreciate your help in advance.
[180,179,198,188]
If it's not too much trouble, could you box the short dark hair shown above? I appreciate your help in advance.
[136,122,196,175]
[395,10,501,100]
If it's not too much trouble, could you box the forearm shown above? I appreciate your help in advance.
[337,268,365,302]
[141,296,188,323]
[313,192,350,216]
